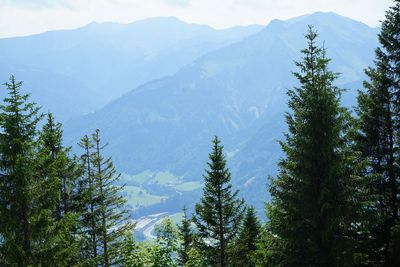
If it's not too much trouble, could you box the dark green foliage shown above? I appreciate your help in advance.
[266,27,362,266]
[38,113,82,218]
[0,76,42,265]
[193,136,245,267]
[78,129,133,266]
[1,4,399,265]
[92,129,134,266]
[252,224,285,267]
[77,134,99,264]
[178,207,193,266]
[35,112,82,265]
[231,206,261,267]
[0,76,81,265]
[356,1,400,265]
[389,222,400,266]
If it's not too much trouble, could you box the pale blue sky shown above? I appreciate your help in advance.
[0,0,393,38]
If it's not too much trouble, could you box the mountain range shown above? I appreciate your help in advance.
[0,12,379,219]
[0,17,262,121]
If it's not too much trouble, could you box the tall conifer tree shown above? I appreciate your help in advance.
[0,76,79,265]
[193,136,245,267]
[92,129,133,266]
[35,112,82,265]
[267,27,362,266]
[0,76,41,265]
[356,1,400,264]
[77,134,99,264]
[0,77,84,265]
[38,113,81,218]
[78,129,133,266]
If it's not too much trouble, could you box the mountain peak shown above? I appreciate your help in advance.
[79,17,199,32]
[285,11,372,29]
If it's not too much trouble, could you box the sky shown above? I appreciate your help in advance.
[0,0,394,38]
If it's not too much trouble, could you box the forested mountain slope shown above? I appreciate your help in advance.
[64,12,379,214]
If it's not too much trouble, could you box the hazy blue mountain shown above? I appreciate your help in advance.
[0,17,262,121]
[64,12,379,215]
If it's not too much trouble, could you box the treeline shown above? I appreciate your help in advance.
[0,1,400,266]
[0,76,134,266]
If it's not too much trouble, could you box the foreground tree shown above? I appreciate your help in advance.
[78,130,133,266]
[266,27,362,266]
[0,76,42,265]
[231,206,261,267]
[77,134,99,264]
[38,113,81,218]
[0,76,81,265]
[35,113,82,265]
[356,1,400,264]
[193,136,245,267]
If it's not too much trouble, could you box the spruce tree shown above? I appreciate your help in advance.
[193,136,245,267]
[38,113,81,218]
[267,27,361,266]
[92,129,134,266]
[35,112,82,265]
[178,206,193,266]
[78,129,133,266]
[0,76,42,265]
[231,206,260,267]
[77,134,99,265]
[356,1,400,264]
[0,77,87,265]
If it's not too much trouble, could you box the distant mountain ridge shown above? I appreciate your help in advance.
[0,17,262,121]
[63,12,379,215]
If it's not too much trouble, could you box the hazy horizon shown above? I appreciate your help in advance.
[0,0,392,38]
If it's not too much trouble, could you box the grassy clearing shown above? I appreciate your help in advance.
[124,185,166,210]
[174,181,202,191]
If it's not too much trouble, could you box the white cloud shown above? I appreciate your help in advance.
[0,0,393,38]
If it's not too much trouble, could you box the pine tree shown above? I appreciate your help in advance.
[92,129,134,266]
[193,136,245,267]
[267,27,362,266]
[38,113,81,217]
[231,206,261,267]
[78,129,133,266]
[35,112,82,265]
[77,134,100,265]
[0,76,42,265]
[356,1,400,265]
[178,206,193,266]
[0,77,87,265]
